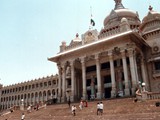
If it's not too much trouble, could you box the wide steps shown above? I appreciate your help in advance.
[1,98,160,120]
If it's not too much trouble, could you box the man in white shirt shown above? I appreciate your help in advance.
[97,102,100,115]
[99,102,103,115]
[21,113,25,120]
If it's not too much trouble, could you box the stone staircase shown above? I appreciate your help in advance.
[1,98,160,120]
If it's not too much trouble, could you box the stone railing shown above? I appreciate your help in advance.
[98,27,121,39]
[65,42,82,51]
[136,90,160,101]
[147,92,160,100]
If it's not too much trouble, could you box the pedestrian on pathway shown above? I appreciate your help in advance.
[97,102,100,115]
[68,97,71,108]
[71,105,77,116]
[21,113,25,120]
[79,100,83,110]
[99,102,104,115]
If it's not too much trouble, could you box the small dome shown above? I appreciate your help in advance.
[72,33,81,43]
[140,6,160,32]
[61,41,66,46]
[142,7,160,24]
[121,17,128,23]
[70,33,81,46]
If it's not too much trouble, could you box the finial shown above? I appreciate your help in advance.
[114,0,124,10]
[149,5,153,11]
[76,33,79,37]
[114,0,122,4]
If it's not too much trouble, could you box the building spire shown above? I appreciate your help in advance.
[114,0,125,10]
[149,5,153,11]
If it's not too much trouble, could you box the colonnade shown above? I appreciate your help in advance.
[57,48,149,102]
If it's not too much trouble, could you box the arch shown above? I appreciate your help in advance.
[35,92,38,103]
[24,94,27,99]
[43,91,47,102]
[28,93,30,98]
[40,82,43,87]
[19,87,21,92]
[39,91,42,102]
[25,85,28,90]
[21,94,23,99]
[31,93,35,105]
[18,95,20,100]
[32,84,35,89]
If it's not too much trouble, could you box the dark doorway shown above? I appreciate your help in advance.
[87,90,91,100]
[104,87,111,98]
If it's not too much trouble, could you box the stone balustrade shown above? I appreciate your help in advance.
[136,90,160,100]
[64,41,82,51]
[147,92,160,100]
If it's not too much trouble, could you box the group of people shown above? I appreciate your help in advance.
[97,102,104,115]
[69,98,104,116]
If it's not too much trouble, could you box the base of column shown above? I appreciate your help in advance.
[124,88,130,96]
[131,88,136,96]
[61,97,66,103]
[57,97,61,103]
[70,95,75,102]
[82,94,87,100]
[96,92,102,99]
[111,90,116,98]
[20,105,24,111]
[142,91,148,101]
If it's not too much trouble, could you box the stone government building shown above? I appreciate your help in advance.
[1,0,160,110]
[0,75,58,110]
[48,0,160,102]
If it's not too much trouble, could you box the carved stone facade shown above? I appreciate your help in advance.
[1,1,160,110]
[0,75,58,110]
[48,0,160,103]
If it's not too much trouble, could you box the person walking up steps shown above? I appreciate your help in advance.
[97,102,100,115]
[68,97,71,108]
[21,113,25,120]
[71,105,77,116]
[99,102,104,115]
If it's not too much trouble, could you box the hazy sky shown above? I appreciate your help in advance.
[0,0,159,86]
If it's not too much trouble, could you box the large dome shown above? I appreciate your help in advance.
[103,0,141,29]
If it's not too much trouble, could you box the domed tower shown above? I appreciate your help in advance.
[140,6,160,92]
[140,6,160,54]
[99,0,141,39]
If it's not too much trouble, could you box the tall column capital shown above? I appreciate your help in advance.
[121,49,126,58]
[69,60,75,66]
[80,57,86,64]
[95,53,100,60]
[61,62,67,68]
[108,50,113,56]
[128,48,135,57]
[108,52,114,60]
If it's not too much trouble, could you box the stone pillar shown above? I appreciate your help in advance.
[121,50,130,96]
[141,58,149,91]
[95,54,102,99]
[61,64,66,102]
[57,64,62,103]
[90,76,95,99]
[116,59,123,92]
[109,52,116,98]
[134,51,139,84]
[70,60,75,102]
[81,57,87,100]
[128,49,137,95]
